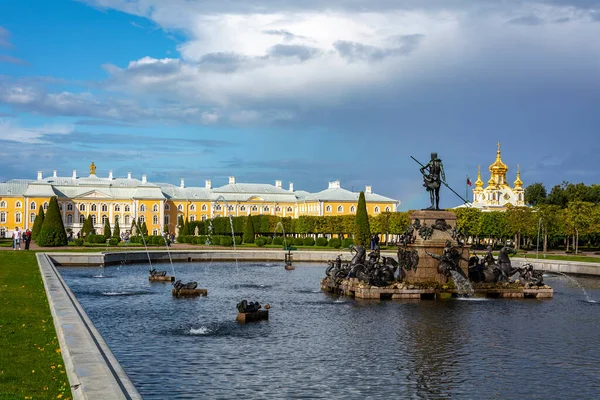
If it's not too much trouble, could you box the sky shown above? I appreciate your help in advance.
[1,0,600,210]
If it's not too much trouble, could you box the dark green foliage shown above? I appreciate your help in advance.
[113,220,121,241]
[74,238,84,246]
[273,237,284,246]
[328,238,341,248]
[255,237,266,247]
[354,191,371,246]
[103,219,111,238]
[341,238,354,248]
[182,217,190,236]
[82,214,94,237]
[234,236,242,245]
[140,220,148,236]
[220,236,233,246]
[524,182,547,206]
[36,196,68,247]
[31,207,44,241]
[85,234,106,244]
[243,216,255,243]
[303,237,315,246]
[316,237,328,246]
[109,237,119,246]
[293,237,304,246]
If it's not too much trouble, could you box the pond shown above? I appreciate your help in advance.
[58,262,600,399]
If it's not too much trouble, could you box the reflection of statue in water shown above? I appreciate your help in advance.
[420,152,446,210]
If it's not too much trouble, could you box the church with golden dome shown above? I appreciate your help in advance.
[470,142,525,210]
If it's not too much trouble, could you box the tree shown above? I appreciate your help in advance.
[31,207,45,241]
[177,215,184,235]
[564,200,594,254]
[113,219,121,241]
[536,204,564,254]
[140,220,148,236]
[243,215,255,244]
[547,182,568,208]
[506,206,534,250]
[524,182,547,206]
[354,191,371,246]
[82,214,94,237]
[104,218,111,238]
[454,207,482,242]
[182,217,190,235]
[36,196,68,247]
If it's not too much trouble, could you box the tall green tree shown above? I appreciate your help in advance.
[536,204,564,254]
[36,196,68,247]
[354,191,371,246]
[140,220,148,236]
[564,200,594,254]
[506,206,534,250]
[31,207,45,241]
[547,182,568,208]
[243,215,255,244]
[113,219,121,241]
[82,214,94,237]
[182,217,190,235]
[103,218,111,238]
[524,182,547,206]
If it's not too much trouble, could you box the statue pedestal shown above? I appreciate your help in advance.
[236,310,269,323]
[404,210,469,285]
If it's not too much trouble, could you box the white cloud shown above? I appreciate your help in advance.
[0,119,74,144]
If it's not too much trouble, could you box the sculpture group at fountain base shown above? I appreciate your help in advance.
[321,277,553,300]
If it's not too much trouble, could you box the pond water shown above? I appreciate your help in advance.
[58,262,600,399]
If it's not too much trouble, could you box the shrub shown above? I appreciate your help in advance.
[74,238,84,246]
[82,215,94,238]
[36,197,68,247]
[243,216,255,244]
[94,234,106,244]
[109,237,119,246]
[316,237,328,246]
[31,207,45,241]
[198,235,207,245]
[294,237,304,246]
[265,236,273,244]
[113,220,121,241]
[328,238,341,248]
[255,237,267,247]
[220,236,233,246]
[303,237,315,246]
[273,237,284,246]
[234,236,242,245]
[342,238,354,248]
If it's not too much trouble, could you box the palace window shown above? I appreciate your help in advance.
[153,215,159,225]
[337,205,343,212]
[152,204,159,212]
[229,205,235,212]
[215,205,222,211]
[326,205,332,212]
[43,202,48,210]
[0,212,6,223]
[80,204,86,212]
[101,204,108,212]
[67,214,73,224]
[140,204,146,212]
[15,212,22,223]
[124,205,131,212]
[275,206,281,212]
[124,215,130,225]
[152,229,158,236]
[79,215,85,224]
[374,206,380,213]
[251,205,258,212]
[177,204,183,212]
[287,207,293,212]
[102,215,107,224]
[91,204,97,212]
[190,204,196,211]
[0,201,5,208]
[164,215,170,225]
[165,204,170,211]
[139,215,145,224]
[30,202,36,210]
[264,206,269,212]
[91,215,97,224]
[30,213,36,223]
[240,206,246,212]
[201,215,207,221]
[189,215,195,222]
[350,206,356,213]
[59,203,63,211]
[201,204,207,211]
[385,206,391,212]
[114,204,120,212]
[16,201,22,208]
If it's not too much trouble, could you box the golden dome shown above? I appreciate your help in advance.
[475,165,484,189]
[489,141,508,175]
[514,164,523,188]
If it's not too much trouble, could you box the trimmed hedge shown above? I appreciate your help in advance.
[220,236,233,246]
[316,237,328,246]
[303,237,315,246]
[255,237,267,247]
[273,237,283,246]
[109,237,119,246]
[293,237,304,246]
[328,238,341,248]
[74,238,84,246]
[342,238,354,248]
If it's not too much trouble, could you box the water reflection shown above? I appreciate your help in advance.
[58,263,600,399]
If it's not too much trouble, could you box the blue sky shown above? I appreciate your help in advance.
[1,0,600,210]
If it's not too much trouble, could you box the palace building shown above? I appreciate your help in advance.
[0,163,399,237]
[468,142,525,211]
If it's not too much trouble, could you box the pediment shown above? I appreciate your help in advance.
[76,190,112,199]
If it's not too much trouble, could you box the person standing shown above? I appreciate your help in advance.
[12,227,21,250]
[24,229,32,250]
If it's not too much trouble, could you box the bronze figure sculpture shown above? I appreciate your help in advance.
[420,152,446,210]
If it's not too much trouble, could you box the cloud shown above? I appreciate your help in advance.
[0,119,74,144]
[507,15,545,25]
[0,55,28,65]
[0,26,12,48]
[334,34,423,62]
[267,44,322,61]
[262,29,311,42]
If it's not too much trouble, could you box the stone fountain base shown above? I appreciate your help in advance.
[284,265,295,270]
[236,310,269,323]
[321,278,553,300]
[149,275,175,282]
[172,288,208,297]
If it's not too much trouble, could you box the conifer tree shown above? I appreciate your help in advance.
[104,218,111,238]
[82,214,94,237]
[182,217,191,235]
[31,207,45,241]
[113,219,121,241]
[243,215,255,244]
[354,191,371,247]
[141,220,148,236]
[177,215,184,235]
[37,196,68,246]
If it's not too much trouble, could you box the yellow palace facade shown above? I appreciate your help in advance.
[0,163,399,237]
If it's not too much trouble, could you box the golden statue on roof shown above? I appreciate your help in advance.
[90,162,96,175]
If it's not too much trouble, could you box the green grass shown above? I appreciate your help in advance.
[0,239,13,248]
[518,253,600,263]
[0,251,71,399]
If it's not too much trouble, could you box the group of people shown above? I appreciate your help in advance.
[11,227,32,250]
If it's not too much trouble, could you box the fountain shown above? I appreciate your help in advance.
[236,300,270,323]
[275,221,294,270]
[552,271,597,303]
[172,280,207,297]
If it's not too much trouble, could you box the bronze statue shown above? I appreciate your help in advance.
[420,152,446,210]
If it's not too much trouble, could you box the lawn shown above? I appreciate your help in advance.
[518,253,600,264]
[0,251,71,399]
